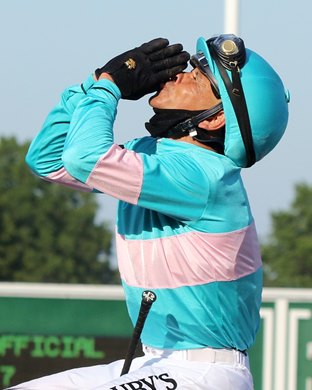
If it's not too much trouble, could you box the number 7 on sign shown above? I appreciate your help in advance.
[0,365,16,388]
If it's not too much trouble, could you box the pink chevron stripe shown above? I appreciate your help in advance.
[46,168,92,192]
[116,223,262,288]
[86,144,143,204]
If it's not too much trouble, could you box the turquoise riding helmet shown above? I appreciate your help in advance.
[194,34,289,168]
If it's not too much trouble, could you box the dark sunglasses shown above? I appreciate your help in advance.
[190,52,220,99]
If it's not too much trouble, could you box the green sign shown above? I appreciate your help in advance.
[0,285,133,388]
[0,335,133,388]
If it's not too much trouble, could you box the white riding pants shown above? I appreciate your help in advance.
[7,346,254,390]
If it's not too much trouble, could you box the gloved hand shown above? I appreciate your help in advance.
[95,38,190,100]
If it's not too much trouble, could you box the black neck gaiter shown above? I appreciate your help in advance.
[145,108,225,154]
[145,108,205,138]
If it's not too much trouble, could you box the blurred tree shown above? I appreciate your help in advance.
[0,137,119,284]
[262,183,312,287]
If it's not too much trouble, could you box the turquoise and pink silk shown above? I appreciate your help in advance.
[26,75,262,352]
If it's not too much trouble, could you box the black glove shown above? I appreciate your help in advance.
[95,38,190,100]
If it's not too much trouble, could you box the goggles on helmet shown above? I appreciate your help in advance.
[203,34,256,167]
[190,52,220,99]
[207,35,246,71]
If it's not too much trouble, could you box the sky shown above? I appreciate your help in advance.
[1,0,311,244]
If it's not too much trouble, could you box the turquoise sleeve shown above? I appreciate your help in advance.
[25,75,95,177]
[62,79,121,182]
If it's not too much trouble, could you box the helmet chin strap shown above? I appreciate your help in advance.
[168,102,223,138]
[145,102,224,152]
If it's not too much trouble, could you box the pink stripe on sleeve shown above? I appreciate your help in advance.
[86,144,143,204]
[116,222,262,288]
[46,168,92,192]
